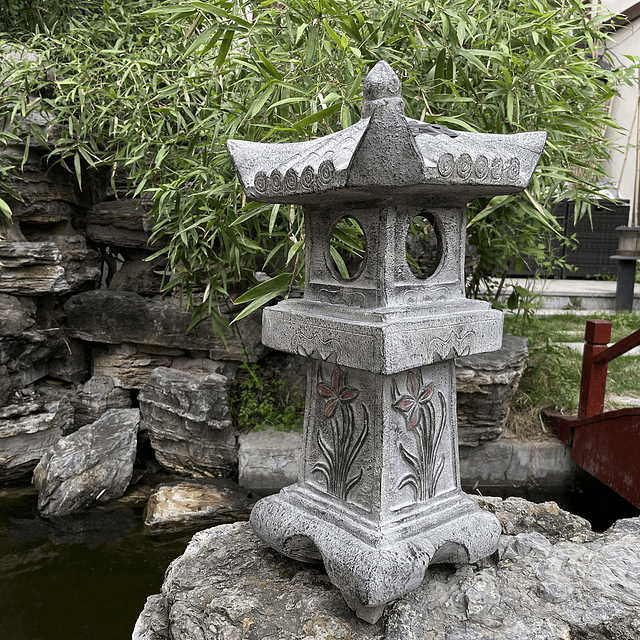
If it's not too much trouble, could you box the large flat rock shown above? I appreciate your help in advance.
[63,290,265,360]
[143,478,256,536]
[86,198,152,249]
[0,241,68,294]
[133,497,640,640]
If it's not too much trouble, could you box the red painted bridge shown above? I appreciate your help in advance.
[545,319,640,509]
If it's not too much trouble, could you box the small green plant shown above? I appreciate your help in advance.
[230,363,305,433]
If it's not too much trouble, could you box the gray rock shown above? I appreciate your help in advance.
[108,255,165,296]
[170,356,235,379]
[47,337,89,384]
[23,222,102,292]
[33,408,140,517]
[0,218,27,241]
[86,198,153,248]
[133,499,640,640]
[64,290,265,360]
[7,199,76,225]
[71,374,131,429]
[0,241,68,294]
[92,343,175,390]
[238,428,302,495]
[139,367,237,477]
[0,326,67,403]
[1,144,79,209]
[0,293,36,336]
[0,397,72,482]
[143,477,256,535]
[132,595,169,640]
[476,495,594,543]
[455,333,529,446]
[134,521,386,640]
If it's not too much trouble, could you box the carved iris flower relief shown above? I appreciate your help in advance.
[392,372,434,429]
[316,369,359,417]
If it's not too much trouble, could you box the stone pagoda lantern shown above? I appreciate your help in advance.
[227,61,546,622]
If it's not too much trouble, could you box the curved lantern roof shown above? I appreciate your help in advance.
[226,61,547,205]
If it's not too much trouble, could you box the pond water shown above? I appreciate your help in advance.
[0,487,193,640]
[1,474,638,640]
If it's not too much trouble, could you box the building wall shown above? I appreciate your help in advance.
[601,2,640,224]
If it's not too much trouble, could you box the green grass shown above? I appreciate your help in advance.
[505,311,640,438]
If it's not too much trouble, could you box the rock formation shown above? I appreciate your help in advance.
[133,497,640,640]
[143,477,256,535]
[33,408,140,517]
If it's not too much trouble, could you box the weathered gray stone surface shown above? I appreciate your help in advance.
[86,198,153,248]
[0,397,72,482]
[92,343,175,390]
[108,256,165,296]
[238,428,301,495]
[64,290,265,360]
[132,595,171,640]
[133,498,640,640]
[0,49,62,148]
[33,408,140,517]
[47,337,89,383]
[139,367,236,477]
[143,478,256,536]
[0,325,67,403]
[0,241,69,294]
[72,374,131,429]
[23,222,102,292]
[170,356,232,378]
[460,436,578,490]
[0,293,37,336]
[456,333,528,447]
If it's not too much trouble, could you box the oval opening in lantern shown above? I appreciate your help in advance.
[406,213,442,279]
[328,216,366,281]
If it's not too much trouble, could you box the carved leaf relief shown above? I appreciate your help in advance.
[313,367,368,503]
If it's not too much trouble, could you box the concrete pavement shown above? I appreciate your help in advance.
[487,277,640,313]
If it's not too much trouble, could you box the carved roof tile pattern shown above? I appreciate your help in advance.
[227,61,546,204]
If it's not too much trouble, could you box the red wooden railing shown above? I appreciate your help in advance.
[546,319,640,509]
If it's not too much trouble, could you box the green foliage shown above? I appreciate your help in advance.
[230,363,305,432]
[0,0,636,324]
[0,1,103,37]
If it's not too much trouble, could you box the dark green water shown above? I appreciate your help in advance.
[1,474,638,639]
[0,487,193,640]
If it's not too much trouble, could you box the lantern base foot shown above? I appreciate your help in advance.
[250,485,501,623]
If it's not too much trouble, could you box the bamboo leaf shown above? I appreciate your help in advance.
[233,272,291,306]
[292,103,340,130]
[0,197,12,220]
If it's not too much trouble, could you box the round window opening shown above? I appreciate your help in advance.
[406,213,442,279]
[328,216,366,281]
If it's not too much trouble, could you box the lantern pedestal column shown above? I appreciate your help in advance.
[251,352,502,623]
